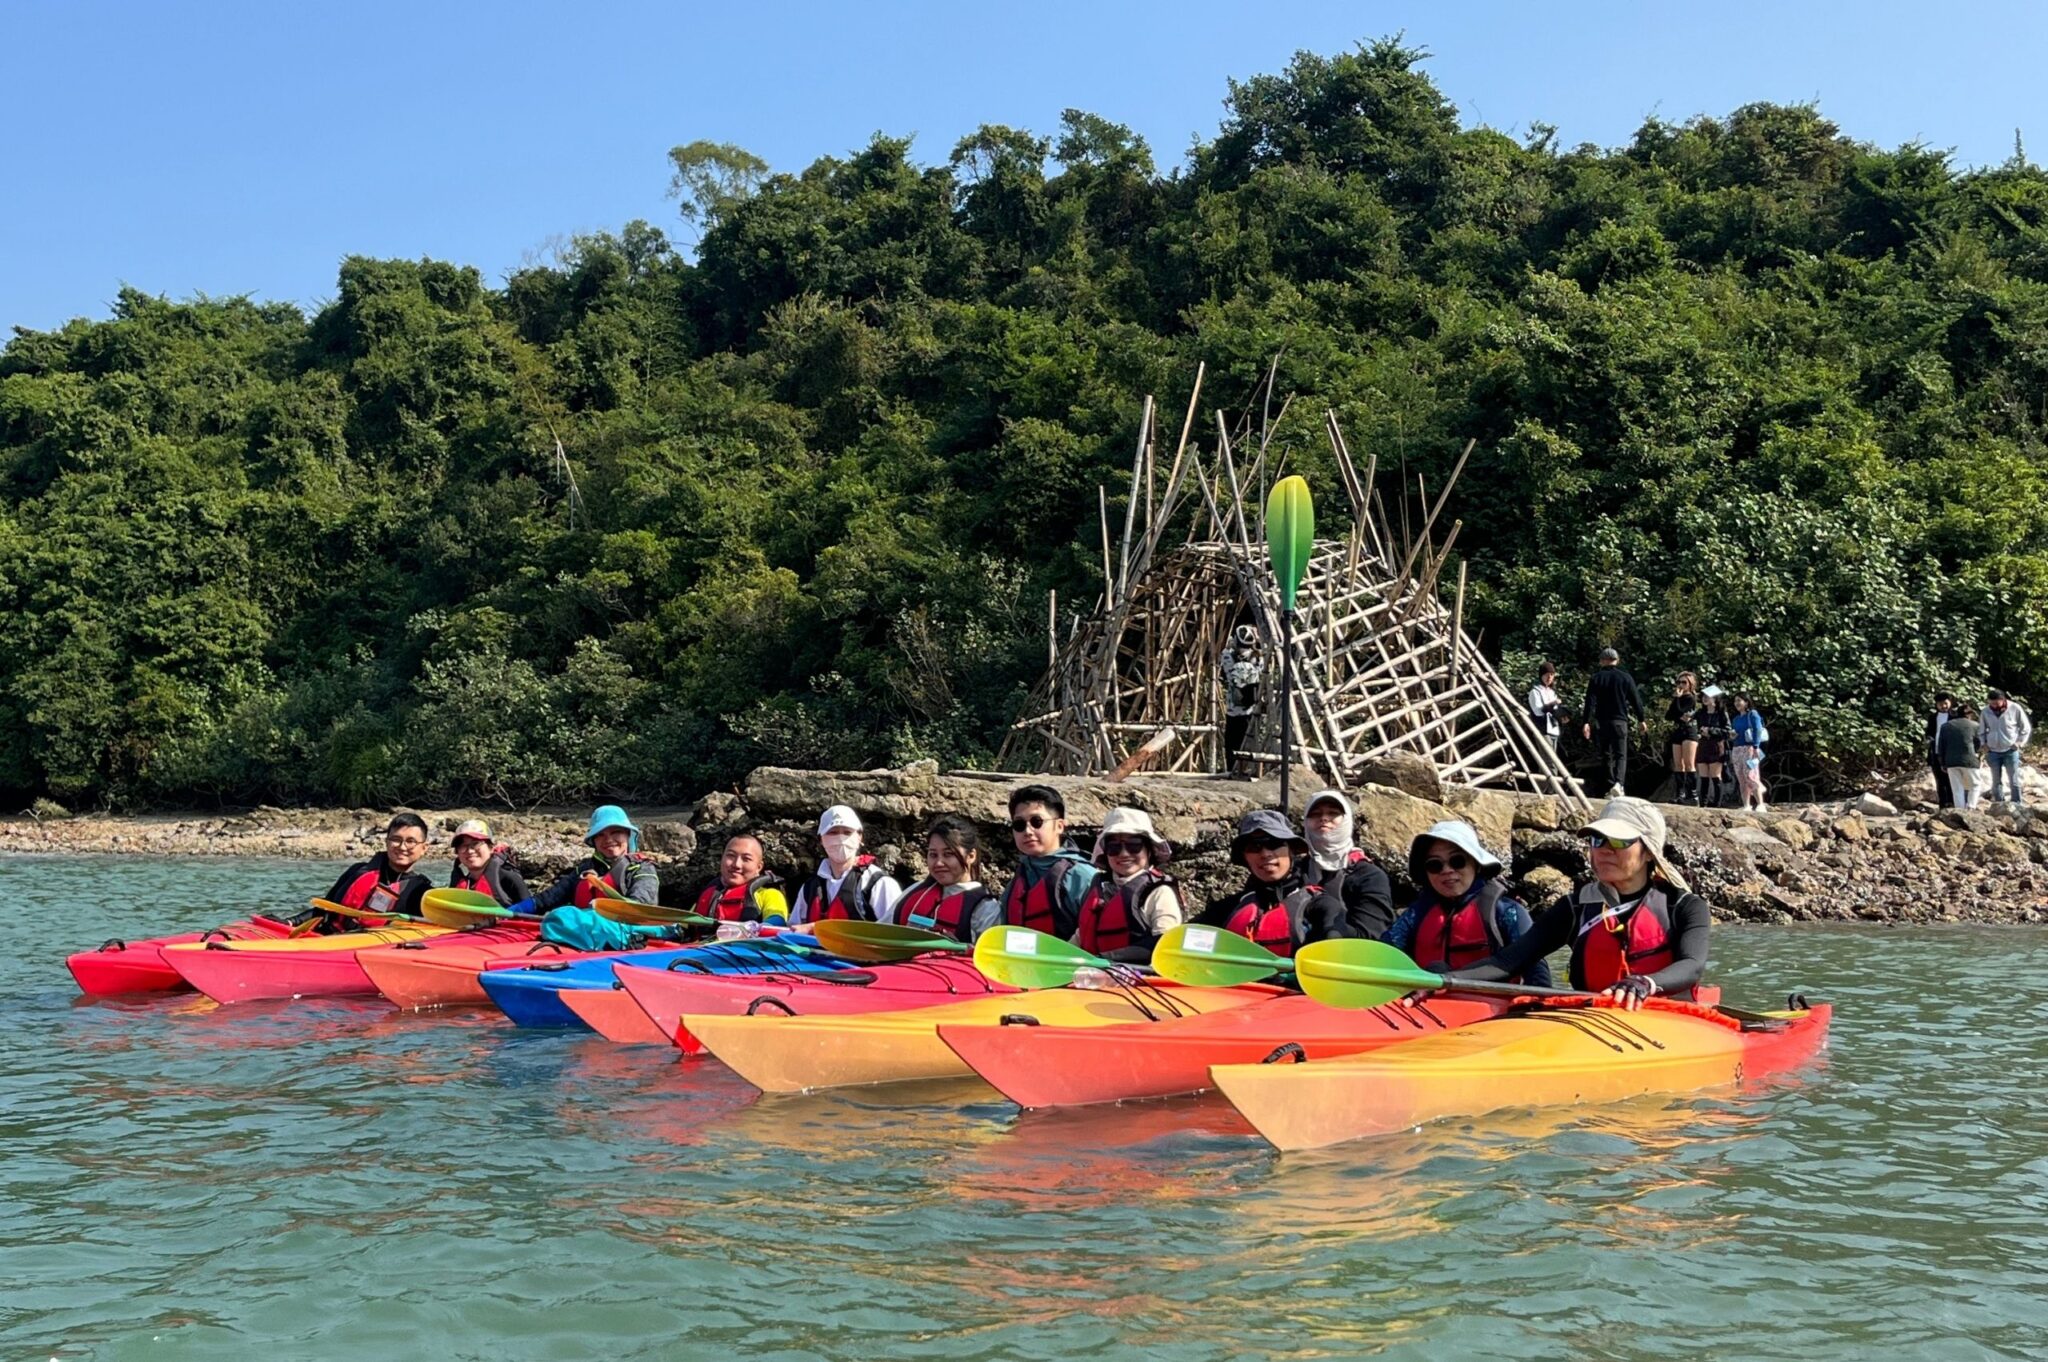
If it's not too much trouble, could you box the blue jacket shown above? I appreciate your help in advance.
[1732,710,1766,749]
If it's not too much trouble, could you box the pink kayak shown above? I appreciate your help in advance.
[560,986,674,1043]
[161,923,448,1004]
[617,954,1016,1053]
[68,917,295,995]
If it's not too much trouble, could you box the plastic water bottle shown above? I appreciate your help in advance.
[1070,966,1111,990]
[715,921,745,942]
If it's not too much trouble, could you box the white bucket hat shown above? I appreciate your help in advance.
[1091,806,1173,867]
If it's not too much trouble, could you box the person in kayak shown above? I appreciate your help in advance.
[692,833,789,923]
[789,805,902,926]
[1001,784,1098,938]
[1199,810,1352,957]
[896,815,998,943]
[447,818,530,906]
[1443,796,1707,1008]
[1384,820,1550,986]
[301,812,435,927]
[1301,789,1395,939]
[1075,807,1184,964]
[531,805,660,913]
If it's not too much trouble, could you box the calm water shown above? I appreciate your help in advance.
[3,856,2043,1361]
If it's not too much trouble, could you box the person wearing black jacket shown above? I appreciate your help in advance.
[1926,694,1956,809]
[1199,810,1356,956]
[291,812,435,930]
[1581,647,1646,797]
[1301,789,1395,940]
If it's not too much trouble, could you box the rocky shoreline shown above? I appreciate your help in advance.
[3,763,2042,925]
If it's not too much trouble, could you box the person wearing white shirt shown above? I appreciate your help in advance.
[789,805,903,925]
[1527,662,1563,751]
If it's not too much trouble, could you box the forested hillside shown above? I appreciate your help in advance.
[4,39,2045,809]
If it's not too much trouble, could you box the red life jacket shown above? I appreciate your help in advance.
[341,858,412,916]
[449,852,516,905]
[1076,869,1176,956]
[1223,882,1317,958]
[572,857,627,910]
[897,880,994,943]
[1002,858,1082,938]
[1573,885,1692,997]
[1412,881,1507,971]
[693,873,783,922]
[797,857,883,923]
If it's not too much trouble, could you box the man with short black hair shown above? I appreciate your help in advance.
[1001,784,1097,938]
[1926,694,1956,809]
[1580,647,1646,797]
[1982,690,2033,807]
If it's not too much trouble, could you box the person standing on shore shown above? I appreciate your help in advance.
[1981,691,2033,807]
[1581,647,1646,797]
[1528,662,1564,753]
[1940,702,1987,810]
[1219,625,1264,778]
[1666,671,1701,805]
[1696,691,1732,809]
[1730,695,1769,812]
[1926,695,1956,810]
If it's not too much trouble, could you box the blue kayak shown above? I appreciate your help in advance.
[480,936,841,1029]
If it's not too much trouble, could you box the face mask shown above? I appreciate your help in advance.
[822,830,862,867]
[1303,805,1353,872]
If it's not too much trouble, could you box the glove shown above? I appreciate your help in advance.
[1605,975,1658,1009]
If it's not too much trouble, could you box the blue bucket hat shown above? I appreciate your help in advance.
[584,805,642,853]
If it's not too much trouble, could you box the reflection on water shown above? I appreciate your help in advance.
[5,857,2044,1360]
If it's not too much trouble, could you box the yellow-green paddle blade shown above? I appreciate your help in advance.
[971,925,1107,989]
[419,889,512,928]
[1292,938,1444,1009]
[811,919,969,962]
[1151,924,1289,987]
[593,896,713,929]
[1265,474,1314,610]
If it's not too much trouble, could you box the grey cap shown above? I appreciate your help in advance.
[1580,796,1689,892]
[1229,809,1310,866]
[1599,646,1620,663]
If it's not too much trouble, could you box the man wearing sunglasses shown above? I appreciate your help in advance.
[293,812,436,930]
[1383,820,1549,985]
[1439,797,1709,1009]
[1000,784,1098,939]
[1200,810,1353,957]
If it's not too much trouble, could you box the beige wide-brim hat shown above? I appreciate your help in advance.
[1580,796,1690,892]
[1091,806,1173,868]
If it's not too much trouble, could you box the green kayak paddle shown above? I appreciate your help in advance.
[419,888,514,929]
[1150,923,1294,988]
[971,926,1126,990]
[1295,939,1619,1009]
[593,896,715,929]
[811,919,970,962]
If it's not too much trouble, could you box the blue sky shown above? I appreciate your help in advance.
[4,0,2045,333]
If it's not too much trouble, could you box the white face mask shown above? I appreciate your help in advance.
[822,830,862,868]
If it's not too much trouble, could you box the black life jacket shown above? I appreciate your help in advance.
[898,879,997,944]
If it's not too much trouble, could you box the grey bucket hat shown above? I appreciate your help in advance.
[1580,796,1690,892]
[1229,809,1310,866]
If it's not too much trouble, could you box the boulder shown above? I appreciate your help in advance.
[1510,795,1561,832]
[1853,792,1899,818]
[1984,834,2033,866]
[1441,787,1515,859]
[1832,815,1870,842]
[1515,864,1575,907]
[637,818,697,859]
[1722,824,1785,853]
[1768,819,1815,850]
[1940,808,2002,835]
[1351,752,1443,802]
[1348,783,1458,868]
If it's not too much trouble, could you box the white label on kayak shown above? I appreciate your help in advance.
[1183,926,1219,954]
[1004,929,1038,955]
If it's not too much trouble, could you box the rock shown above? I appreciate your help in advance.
[1768,818,1815,850]
[1832,815,1869,842]
[1441,787,1515,857]
[1347,783,1458,869]
[1516,864,1574,906]
[1984,834,2032,866]
[1723,824,1784,852]
[1510,795,1561,832]
[1853,792,1899,818]
[691,792,744,830]
[1940,808,2001,835]
[638,819,697,859]
[1351,752,1443,802]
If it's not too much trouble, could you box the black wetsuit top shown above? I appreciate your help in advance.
[1451,884,1710,997]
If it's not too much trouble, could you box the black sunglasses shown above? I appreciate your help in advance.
[1423,854,1471,874]
[1240,837,1290,855]
[1010,815,1051,833]
[1101,836,1150,856]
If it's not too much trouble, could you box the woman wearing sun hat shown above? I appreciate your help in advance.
[531,804,660,912]
[1384,820,1550,987]
[789,805,902,926]
[1443,797,1709,1007]
[1072,807,1184,964]
[447,818,531,906]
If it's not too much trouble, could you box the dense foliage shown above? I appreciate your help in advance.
[5,39,2045,808]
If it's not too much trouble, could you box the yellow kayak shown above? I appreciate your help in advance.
[1211,1000,1831,1151]
[161,924,449,1004]
[688,982,1280,1093]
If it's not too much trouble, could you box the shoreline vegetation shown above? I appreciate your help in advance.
[12,762,2046,926]
[3,40,2047,813]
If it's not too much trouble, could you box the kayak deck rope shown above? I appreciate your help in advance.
[1516,1008,1666,1053]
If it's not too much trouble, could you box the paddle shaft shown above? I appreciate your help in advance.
[1279,607,1296,812]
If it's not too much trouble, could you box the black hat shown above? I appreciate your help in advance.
[1229,809,1310,866]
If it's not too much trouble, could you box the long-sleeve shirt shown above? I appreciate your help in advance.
[1583,667,1645,724]
[531,854,660,912]
[1982,703,2033,753]
[1527,684,1562,737]
[1731,710,1767,750]
[1453,887,1710,997]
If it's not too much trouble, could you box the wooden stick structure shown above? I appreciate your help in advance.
[998,380,1587,808]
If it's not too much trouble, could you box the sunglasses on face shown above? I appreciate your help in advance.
[1102,837,1150,857]
[1423,854,1471,874]
[1584,833,1640,852]
[1241,838,1288,855]
[1011,815,1051,833]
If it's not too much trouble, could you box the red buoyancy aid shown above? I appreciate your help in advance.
[341,859,410,915]
[450,851,516,905]
[797,857,880,923]
[898,880,994,943]
[1573,884,1690,996]
[572,855,642,910]
[694,873,783,922]
[1076,869,1176,956]
[1413,881,1507,972]
[1002,859,1082,938]
[1223,883,1317,958]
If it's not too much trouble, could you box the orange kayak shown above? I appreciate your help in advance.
[560,985,672,1043]
[358,932,575,1009]
[1211,998,1831,1151]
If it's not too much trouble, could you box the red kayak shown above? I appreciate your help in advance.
[618,954,1015,1053]
[68,917,295,995]
[560,986,674,1043]
[355,925,569,1009]
[936,993,1508,1108]
[161,923,448,1004]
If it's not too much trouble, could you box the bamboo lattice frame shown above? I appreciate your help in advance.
[999,377,1586,805]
